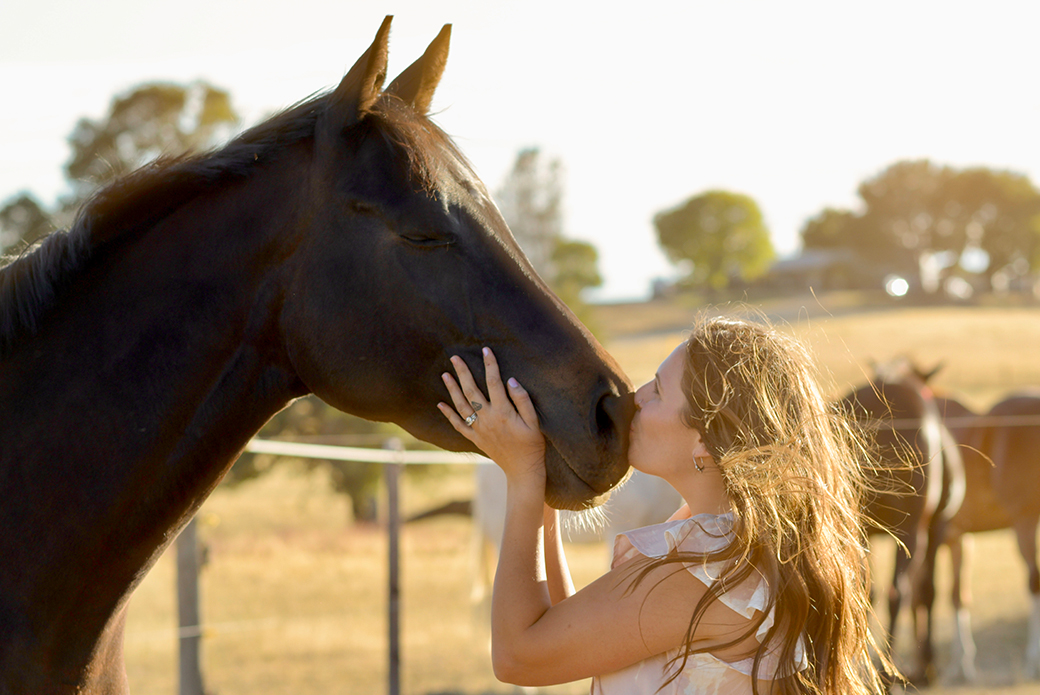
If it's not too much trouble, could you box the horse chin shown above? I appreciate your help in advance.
[543,443,631,512]
[545,484,604,511]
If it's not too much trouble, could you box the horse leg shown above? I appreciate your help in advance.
[1013,515,1040,679]
[887,553,909,661]
[910,514,947,686]
[885,526,922,683]
[947,533,978,682]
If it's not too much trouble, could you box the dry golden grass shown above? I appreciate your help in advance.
[123,295,1040,694]
[600,296,1040,412]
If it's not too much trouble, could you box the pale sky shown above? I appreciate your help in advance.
[2,1,1038,300]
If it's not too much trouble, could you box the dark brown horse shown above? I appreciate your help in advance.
[0,19,633,694]
[939,391,1040,681]
[840,361,964,686]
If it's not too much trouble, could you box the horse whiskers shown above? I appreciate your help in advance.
[560,505,609,539]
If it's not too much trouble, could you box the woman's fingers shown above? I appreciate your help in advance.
[482,347,508,405]
[439,351,544,472]
[507,377,539,429]
[441,370,472,418]
[442,350,538,435]
[437,402,476,441]
[449,355,487,408]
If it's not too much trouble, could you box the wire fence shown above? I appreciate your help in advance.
[244,438,492,465]
[848,413,1040,430]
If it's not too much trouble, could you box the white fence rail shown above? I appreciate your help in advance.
[244,438,492,465]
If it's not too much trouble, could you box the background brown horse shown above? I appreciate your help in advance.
[940,391,1040,682]
[0,19,632,694]
[841,360,964,686]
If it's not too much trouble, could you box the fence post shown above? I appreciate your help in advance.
[176,515,205,695]
[385,438,404,695]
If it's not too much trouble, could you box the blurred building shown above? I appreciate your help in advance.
[758,249,888,293]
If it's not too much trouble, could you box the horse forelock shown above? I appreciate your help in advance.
[368,95,484,200]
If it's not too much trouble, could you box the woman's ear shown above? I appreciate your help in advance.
[691,430,711,460]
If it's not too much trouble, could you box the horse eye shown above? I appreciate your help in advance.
[348,199,379,216]
[399,232,455,249]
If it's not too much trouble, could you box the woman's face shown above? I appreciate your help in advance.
[629,344,710,481]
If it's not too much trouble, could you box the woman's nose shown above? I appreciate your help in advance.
[633,382,649,408]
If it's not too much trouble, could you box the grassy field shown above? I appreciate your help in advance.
[123,295,1040,694]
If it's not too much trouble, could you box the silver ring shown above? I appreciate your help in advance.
[464,412,478,426]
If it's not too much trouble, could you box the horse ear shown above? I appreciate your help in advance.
[922,361,944,383]
[386,24,451,114]
[326,15,393,126]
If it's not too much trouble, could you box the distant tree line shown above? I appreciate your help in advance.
[653,161,1040,297]
[800,161,1040,295]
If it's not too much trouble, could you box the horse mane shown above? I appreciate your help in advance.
[0,89,460,358]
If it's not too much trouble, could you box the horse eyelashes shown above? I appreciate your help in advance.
[399,232,456,249]
[345,198,453,248]
[348,199,380,216]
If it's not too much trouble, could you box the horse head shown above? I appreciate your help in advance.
[279,18,632,509]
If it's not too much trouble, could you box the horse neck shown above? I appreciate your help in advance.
[0,166,308,684]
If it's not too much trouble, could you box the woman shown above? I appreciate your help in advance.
[437,316,891,695]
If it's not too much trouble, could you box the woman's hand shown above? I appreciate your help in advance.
[438,347,546,487]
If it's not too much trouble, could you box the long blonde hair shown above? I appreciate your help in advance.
[640,316,894,694]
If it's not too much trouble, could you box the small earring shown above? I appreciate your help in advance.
[693,455,705,473]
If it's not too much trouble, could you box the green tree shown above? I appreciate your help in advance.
[654,190,775,290]
[802,160,1040,292]
[495,148,603,325]
[800,208,863,251]
[63,81,238,205]
[0,193,53,254]
[853,160,960,286]
[937,167,1040,277]
[552,239,602,307]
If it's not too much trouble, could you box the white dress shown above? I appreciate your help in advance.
[590,509,807,695]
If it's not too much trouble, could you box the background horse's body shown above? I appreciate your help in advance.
[940,392,1040,681]
[0,20,632,694]
[840,365,963,685]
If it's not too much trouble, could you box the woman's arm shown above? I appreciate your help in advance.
[491,469,556,680]
[543,505,575,605]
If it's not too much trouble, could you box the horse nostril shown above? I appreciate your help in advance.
[594,388,632,437]
[595,394,614,435]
